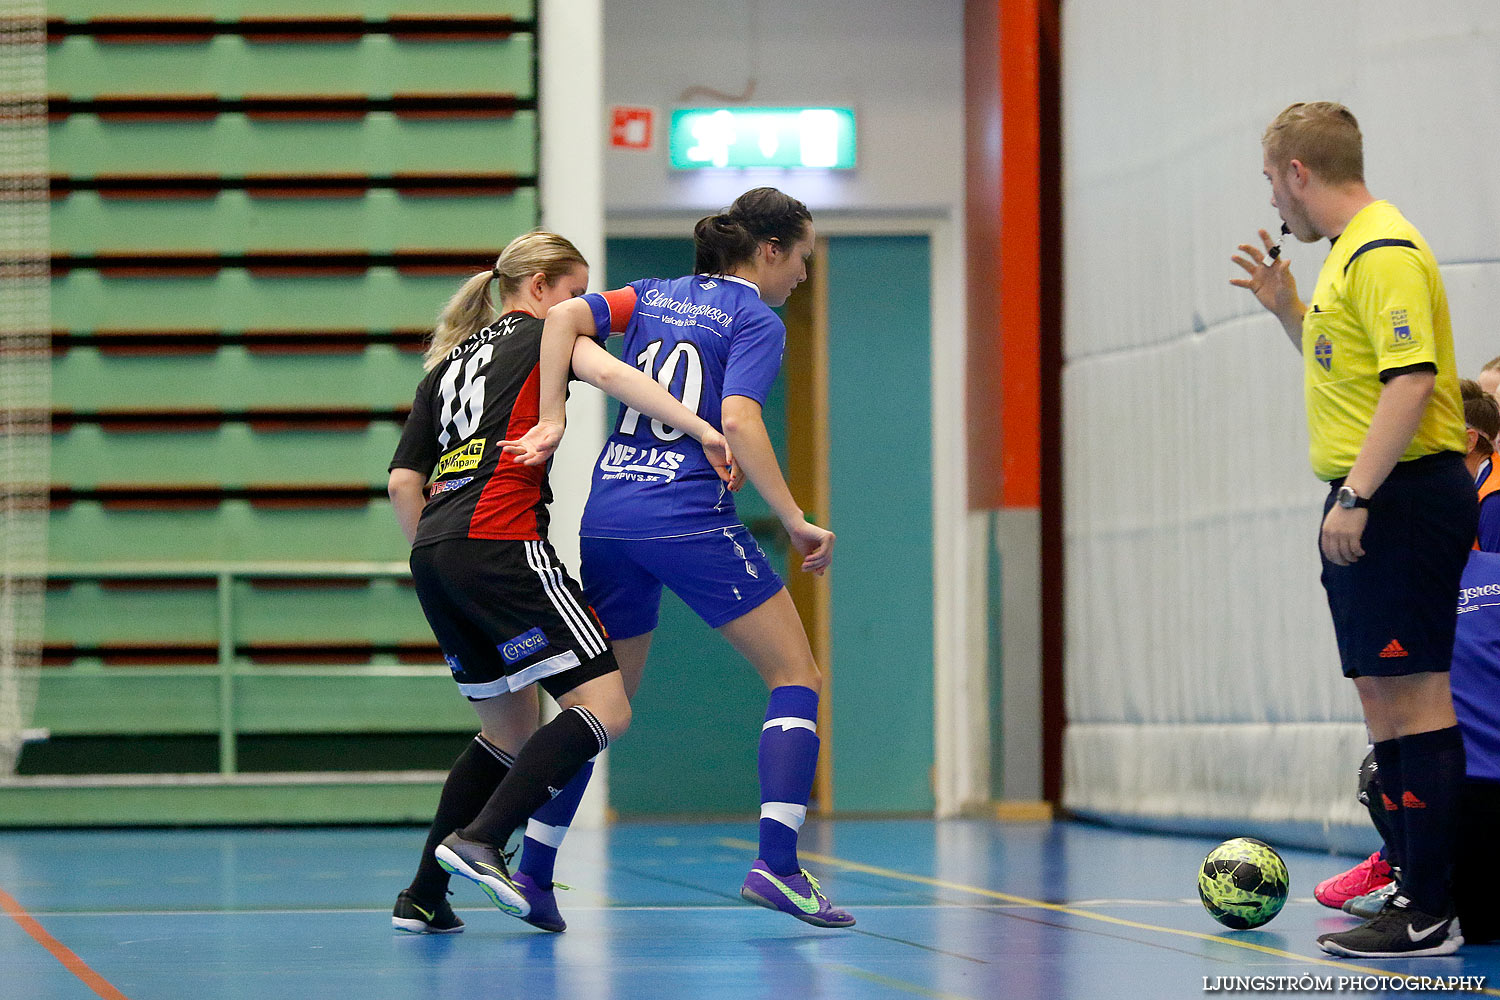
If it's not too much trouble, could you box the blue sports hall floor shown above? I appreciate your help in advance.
[4,819,1498,999]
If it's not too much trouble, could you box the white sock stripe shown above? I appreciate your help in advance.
[761,716,817,734]
[525,541,606,658]
[474,735,515,767]
[569,705,610,753]
[760,801,808,830]
[525,818,569,849]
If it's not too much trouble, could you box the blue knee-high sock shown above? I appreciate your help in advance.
[757,685,820,876]
[518,758,595,887]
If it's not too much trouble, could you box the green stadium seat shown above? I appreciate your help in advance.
[48,500,410,563]
[49,111,537,175]
[46,34,533,99]
[51,422,406,488]
[50,188,537,255]
[47,2,534,19]
[52,343,424,409]
[32,3,537,800]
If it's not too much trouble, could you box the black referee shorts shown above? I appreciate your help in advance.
[1320,451,1477,678]
[410,537,617,700]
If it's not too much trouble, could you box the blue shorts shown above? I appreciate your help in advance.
[1320,451,1477,678]
[580,525,785,639]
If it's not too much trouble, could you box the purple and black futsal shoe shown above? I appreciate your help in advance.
[511,872,567,932]
[740,860,855,928]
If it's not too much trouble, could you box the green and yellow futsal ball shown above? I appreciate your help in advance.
[1198,837,1289,929]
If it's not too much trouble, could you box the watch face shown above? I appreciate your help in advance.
[1337,487,1357,508]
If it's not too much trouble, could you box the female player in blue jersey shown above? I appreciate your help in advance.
[509,187,853,928]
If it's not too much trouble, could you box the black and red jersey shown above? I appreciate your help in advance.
[389,311,552,545]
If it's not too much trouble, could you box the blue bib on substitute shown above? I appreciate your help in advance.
[1453,550,1500,782]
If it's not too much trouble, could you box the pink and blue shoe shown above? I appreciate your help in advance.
[740,860,855,928]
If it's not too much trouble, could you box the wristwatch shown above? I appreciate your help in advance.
[1336,485,1370,509]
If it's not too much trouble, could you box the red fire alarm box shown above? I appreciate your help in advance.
[610,106,655,150]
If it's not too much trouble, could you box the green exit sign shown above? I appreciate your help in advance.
[669,108,856,170]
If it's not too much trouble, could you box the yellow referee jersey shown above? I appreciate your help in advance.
[1302,200,1466,481]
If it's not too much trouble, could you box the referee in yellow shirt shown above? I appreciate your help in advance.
[1232,102,1478,958]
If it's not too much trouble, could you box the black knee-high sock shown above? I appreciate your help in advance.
[409,734,513,901]
[460,706,610,848]
[1396,725,1465,915]
[1371,738,1405,874]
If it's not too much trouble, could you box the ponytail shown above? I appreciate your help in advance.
[692,214,759,275]
[424,271,495,371]
[422,230,588,372]
[1462,378,1500,457]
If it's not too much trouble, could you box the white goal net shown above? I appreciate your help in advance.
[0,1,47,776]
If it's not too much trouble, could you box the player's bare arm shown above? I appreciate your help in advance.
[1322,370,1436,566]
[503,339,735,485]
[1231,227,1307,350]
[721,394,834,575]
[562,338,736,484]
[387,468,428,544]
[524,296,597,452]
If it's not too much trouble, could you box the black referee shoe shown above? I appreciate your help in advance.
[391,890,464,934]
[1318,894,1462,958]
[435,832,530,918]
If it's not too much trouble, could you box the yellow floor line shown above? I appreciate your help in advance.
[716,838,1496,995]
[823,962,978,1000]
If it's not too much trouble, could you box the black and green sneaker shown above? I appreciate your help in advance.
[391,890,464,934]
[435,832,530,918]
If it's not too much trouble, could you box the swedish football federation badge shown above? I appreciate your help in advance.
[1314,334,1333,372]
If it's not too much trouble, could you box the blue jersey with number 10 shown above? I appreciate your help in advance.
[579,273,785,540]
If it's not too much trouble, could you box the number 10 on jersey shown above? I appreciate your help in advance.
[618,339,704,442]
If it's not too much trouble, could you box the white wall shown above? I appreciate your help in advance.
[1062,1,1500,842]
[601,0,964,219]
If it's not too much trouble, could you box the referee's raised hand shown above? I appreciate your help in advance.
[1231,228,1306,347]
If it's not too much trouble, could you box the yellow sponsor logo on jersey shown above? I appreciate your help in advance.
[435,438,486,477]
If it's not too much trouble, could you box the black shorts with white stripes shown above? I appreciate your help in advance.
[409,538,617,701]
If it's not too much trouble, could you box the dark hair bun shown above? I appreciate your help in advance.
[694,187,811,274]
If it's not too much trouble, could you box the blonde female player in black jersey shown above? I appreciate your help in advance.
[388,231,733,934]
